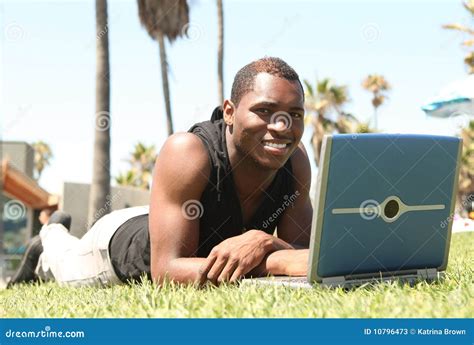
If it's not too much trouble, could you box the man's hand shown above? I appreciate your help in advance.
[198,230,275,284]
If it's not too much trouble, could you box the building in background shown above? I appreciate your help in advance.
[1,141,58,276]
[61,183,149,238]
[0,141,150,278]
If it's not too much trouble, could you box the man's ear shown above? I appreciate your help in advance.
[222,99,235,126]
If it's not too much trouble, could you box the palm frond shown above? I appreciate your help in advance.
[137,0,189,43]
[443,23,474,35]
[303,79,314,97]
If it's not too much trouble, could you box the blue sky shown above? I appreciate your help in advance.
[2,0,471,194]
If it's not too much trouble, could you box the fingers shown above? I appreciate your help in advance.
[217,258,239,283]
[197,255,216,285]
[206,255,228,285]
[229,266,246,283]
[201,252,243,285]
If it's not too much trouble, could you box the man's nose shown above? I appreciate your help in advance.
[267,119,291,132]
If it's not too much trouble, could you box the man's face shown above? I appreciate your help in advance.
[226,73,305,170]
[38,210,50,225]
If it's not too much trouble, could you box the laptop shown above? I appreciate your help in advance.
[242,133,462,288]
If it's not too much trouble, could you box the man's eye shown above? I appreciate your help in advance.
[256,108,271,114]
[291,113,303,119]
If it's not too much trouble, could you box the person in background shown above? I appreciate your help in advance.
[38,207,56,225]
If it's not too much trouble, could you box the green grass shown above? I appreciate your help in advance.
[1,232,473,318]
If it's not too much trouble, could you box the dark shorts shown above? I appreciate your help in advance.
[108,214,151,283]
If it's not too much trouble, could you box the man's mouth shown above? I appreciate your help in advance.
[261,139,292,155]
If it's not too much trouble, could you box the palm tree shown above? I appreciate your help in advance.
[116,170,139,187]
[458,120,474,205]
[137,0,190,136]
[442,2,474,213]
[362,74,391,130]
[88,0,111,226]
[217,0,224,104]
[116,142,157,190]
[304,78,350,165]
[304,78,375,166]
[32,141,53,181]
[443,0,474,74]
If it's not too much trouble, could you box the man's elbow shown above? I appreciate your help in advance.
[150,256,176,285]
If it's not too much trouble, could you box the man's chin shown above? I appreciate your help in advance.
[253,155,288,171]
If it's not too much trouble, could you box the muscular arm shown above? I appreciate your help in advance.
[149,133,211,285]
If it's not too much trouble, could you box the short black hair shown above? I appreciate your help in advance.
[230,57,304,106]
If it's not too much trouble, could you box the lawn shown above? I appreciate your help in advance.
[1,232,472,318]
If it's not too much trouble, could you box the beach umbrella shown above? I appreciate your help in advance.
[421,74,474,118]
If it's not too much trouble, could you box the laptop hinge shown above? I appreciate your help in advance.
[322,276,345,286]
[417,268,438,280]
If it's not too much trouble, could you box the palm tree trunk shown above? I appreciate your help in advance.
[373,105,378,130]
[88,0,111,227]
[311,114,325,166]
[157,31,174,136]
[217,0,224,105]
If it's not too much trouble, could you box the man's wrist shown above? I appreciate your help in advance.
[249,229,294,253]
[254,230,276,253]
[265,250,291,276]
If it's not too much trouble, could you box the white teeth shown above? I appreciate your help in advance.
[263,142,287,149]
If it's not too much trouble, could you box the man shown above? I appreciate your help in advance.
[6,211,71,288]
[8,57,312,288]
[38,207,55,226]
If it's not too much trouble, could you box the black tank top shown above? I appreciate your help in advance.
[109,107,295,282]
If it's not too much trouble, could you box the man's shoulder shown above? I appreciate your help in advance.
[161,133,209,165]
[155,133,211,194]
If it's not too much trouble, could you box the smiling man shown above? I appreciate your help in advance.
[8,57,313,288]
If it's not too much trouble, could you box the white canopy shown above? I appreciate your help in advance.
[421,74,474,118]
